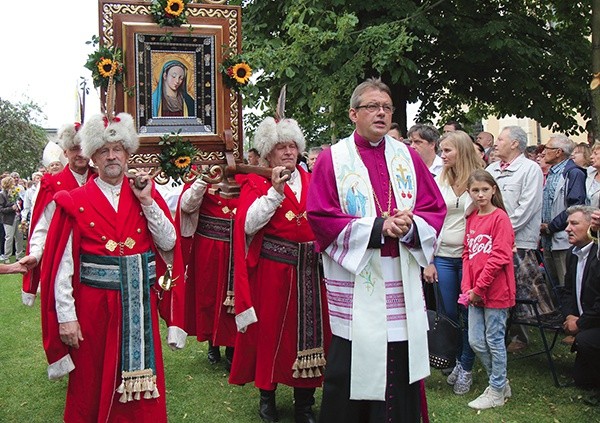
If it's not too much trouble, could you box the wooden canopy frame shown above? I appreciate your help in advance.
[98,1,243,180]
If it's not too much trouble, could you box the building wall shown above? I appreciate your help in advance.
[483,115,588,145]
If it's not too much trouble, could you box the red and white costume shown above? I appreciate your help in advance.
[178,180,238,347]
[41,176,186,423]
[21,165,94,305]
[229,168,330,390]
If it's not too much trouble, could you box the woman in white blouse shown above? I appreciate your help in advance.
[423,130,483,395]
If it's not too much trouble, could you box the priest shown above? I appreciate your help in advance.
[307,78,446,422]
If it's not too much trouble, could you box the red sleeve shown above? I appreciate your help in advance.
[233,175,269,317]
[461,215,473,295]
[40,191,78,367]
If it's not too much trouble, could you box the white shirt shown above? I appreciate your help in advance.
[245,169,302,236]
[573,241,593,315]
[55,177,176,323]
[429,155,444,177]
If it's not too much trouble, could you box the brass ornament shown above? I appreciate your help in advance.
[158,264,178,291]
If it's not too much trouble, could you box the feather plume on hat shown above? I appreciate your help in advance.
[253,85,305,158]
[79,74,139,158]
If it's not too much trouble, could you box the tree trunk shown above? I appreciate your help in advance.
[392,85,409,137]
[591,0,600,140]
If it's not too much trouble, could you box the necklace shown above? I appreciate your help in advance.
[355,145,393,218]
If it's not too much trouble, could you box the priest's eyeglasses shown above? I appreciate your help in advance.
[355,103,395,114]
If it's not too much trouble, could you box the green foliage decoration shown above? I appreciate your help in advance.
[157,130,198,185]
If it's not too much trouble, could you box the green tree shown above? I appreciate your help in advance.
[0,98,47,176]
[237,0,591,144]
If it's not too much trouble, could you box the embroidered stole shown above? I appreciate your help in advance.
[329,135,429,400]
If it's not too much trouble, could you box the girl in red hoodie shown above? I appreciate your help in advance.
[462,169,515,411]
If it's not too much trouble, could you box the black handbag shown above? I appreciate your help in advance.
[426,282,461,369]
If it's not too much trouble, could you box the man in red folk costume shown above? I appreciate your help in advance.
[177,178,237,368]
[40,112,186,422]
[229,115,330,423]
[21,122,94,306]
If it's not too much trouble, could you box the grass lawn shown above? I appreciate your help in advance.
[0,273,598,422]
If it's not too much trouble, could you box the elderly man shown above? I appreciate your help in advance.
[40,113,186,422]
[541,134,586,286]
[229,116,330,423]
[42,140,68,175]
[487,126,544,353]
[21,123,94,306]
[561,206,600,401]
[307,78,446,422]
[407,123,443,176]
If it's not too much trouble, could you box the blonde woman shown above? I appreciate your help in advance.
[423,130,483,395]
[586,142,600,207]
[0,176,24,262]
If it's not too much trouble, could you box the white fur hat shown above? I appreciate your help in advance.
[42,141,68,167]
[80,113,139,158]
[253,117,306,159]
[56,122,82,151]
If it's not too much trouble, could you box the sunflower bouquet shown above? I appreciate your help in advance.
[151,0,191,27]
[157,130,198,185]
[84,36,125,89]
[220,50,252,92]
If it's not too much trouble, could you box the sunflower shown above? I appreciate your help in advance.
[174,156,192,169]
[97,58,117,78]
[231,62,252,84]
[165,0,185,17]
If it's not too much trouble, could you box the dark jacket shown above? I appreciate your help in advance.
[548,160,587,234]
[561,243,600,331]
[0,190,17,225]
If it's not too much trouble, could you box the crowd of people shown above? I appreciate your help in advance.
[3,77,599,422]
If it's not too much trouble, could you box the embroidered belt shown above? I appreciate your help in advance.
[260,235,301,265]
[196,214,233,242]
[196,214,236,314]
[260,234,327,379]
[79,251,160,403]
[80,252,156,290]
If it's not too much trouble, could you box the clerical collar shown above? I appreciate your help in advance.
[353,131,384,149]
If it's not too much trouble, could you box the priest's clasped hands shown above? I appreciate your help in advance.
[382,209,413,238]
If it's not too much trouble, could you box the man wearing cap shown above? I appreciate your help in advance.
[41,140,67,175]
[21,123,94,306]
[307,78,446,422]
[40,113,186,422]
[229,116,330,423]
